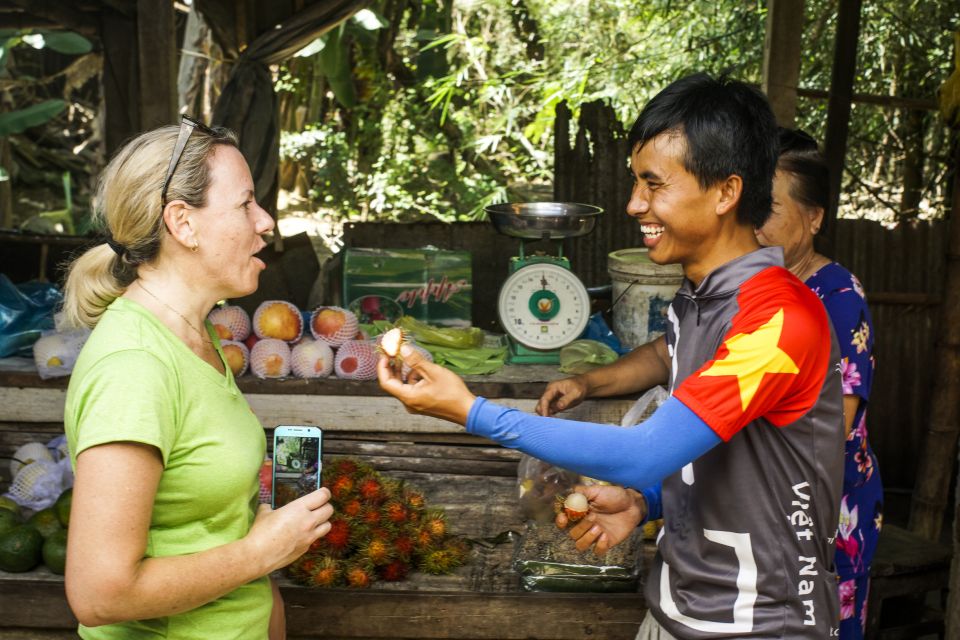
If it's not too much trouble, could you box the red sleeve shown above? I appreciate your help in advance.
[673,267,832,441]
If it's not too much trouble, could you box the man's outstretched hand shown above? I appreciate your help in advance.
[555,484,647,556]
[377,343,477,425]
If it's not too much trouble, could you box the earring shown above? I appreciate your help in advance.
[191,240,199,252]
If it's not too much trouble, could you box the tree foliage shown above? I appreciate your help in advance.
[275,0,955,224]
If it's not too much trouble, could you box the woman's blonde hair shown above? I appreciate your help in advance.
[61,123,237,328]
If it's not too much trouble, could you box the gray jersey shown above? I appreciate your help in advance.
[647,248,844,638]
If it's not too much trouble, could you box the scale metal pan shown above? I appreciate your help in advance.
[485,202,603,240]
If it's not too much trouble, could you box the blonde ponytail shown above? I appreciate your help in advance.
[61,243,129,328]
[60,122,237,328]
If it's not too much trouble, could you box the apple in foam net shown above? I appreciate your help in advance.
[207,305,251,341]
[250,338,292,378]
[310,306,359,347]
[253,300,303,342]
[334,340,378,380]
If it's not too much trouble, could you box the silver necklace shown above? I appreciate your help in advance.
[137,281,212,345]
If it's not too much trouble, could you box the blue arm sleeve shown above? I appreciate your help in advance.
[466,395,720,490]
[640,482,663,522]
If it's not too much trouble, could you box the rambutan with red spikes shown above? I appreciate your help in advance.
[329,474,355,500]
[404,489,426,512]
[383,499,409,524]
[328,457,360,477]
[360,506,382,527]
[287,556,316,582]
[420,538,469,575]
[344,561,375,588]
[424,510,447,539]
[379,559,410,582]
[322,517,352,556]
[393,534,416,561]
[342,498,363,518]
[310,557,343,588]
[357,475,385,503]
[362,538,392,566]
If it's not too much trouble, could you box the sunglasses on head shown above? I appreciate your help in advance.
[160,114,216,208]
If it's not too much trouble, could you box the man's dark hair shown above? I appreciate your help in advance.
[626,73,779,228]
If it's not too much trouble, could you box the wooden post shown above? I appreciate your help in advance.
[761,0,805,127]
[0,138,12,229]
[821,0,863,257]
[99,11,140,156]
[137,0,177,129]
[909,132,960,544]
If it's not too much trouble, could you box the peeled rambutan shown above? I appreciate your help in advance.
[334,340,378,380]
[310,306,359,347]
[249,338,291,378]
[253,300,304,342]
[208,304,251,341]
[379,560,410,582]
[290,339,334,378]
[344,562,375,588]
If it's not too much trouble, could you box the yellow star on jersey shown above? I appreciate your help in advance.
[699,308,799,411]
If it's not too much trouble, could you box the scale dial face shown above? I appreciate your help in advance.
[498,262,590,350]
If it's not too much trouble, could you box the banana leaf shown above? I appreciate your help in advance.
[0,100,66,136]
[40,32,92,55]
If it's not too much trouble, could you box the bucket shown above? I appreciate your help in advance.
[607,248,684,349]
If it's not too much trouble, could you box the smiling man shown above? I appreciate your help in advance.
[378,73,845,639]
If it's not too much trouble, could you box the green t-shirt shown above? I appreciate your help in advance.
[65,297,270,639]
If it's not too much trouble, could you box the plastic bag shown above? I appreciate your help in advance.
[580,311,628,355]
[559,339,618,374]
[0,274,62,358]
[396,315,484,349]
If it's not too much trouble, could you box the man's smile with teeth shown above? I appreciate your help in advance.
[641,224,664,238]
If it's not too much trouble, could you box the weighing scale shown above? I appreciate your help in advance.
[485,202,603,364]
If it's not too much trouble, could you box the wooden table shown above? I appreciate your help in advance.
[0,362,647,639]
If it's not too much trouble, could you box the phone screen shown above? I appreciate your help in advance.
[272,428,322,509]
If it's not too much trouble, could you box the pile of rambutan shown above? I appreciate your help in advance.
[287,457,470,588]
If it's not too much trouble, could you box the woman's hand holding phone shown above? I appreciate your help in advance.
[246,487,333,573]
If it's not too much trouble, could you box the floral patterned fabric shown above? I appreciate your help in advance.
[807,262,883,640]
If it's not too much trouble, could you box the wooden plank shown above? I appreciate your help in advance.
[136,0,177,130]
[822,0,863,252]
[280,588,645,639]
[761,0,805,127]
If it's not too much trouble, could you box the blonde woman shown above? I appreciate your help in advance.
[62,117,333,639]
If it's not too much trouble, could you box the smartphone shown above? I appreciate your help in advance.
[272,425,323,509]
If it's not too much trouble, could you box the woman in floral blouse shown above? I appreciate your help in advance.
[756,128,882,640]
